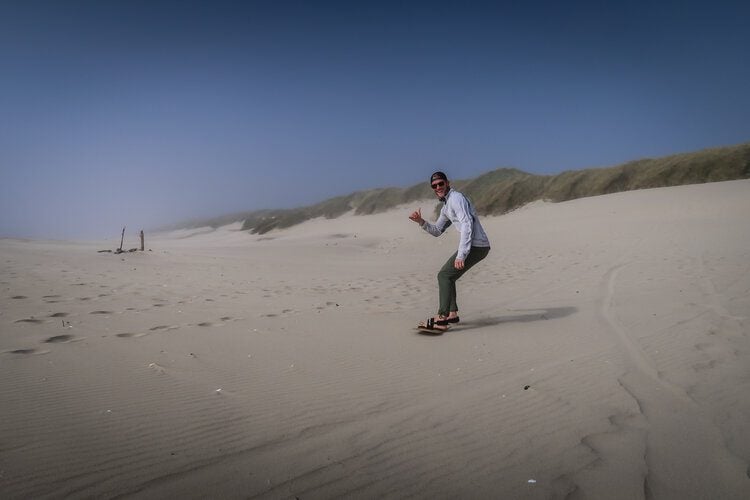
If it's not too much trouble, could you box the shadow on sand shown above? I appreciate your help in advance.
[457,306,578,331]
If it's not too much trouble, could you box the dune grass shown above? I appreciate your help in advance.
[170,142,750,235]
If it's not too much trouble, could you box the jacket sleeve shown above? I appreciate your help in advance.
[421,210,451,237]
[453,195,474,260]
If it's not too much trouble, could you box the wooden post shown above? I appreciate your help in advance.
[118,226,125,252]
[140,230,144,251]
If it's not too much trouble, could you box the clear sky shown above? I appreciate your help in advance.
[2,0,749,239]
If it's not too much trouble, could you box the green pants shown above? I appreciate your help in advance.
[437,246,491,316]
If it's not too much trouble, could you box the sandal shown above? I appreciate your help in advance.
[435,316,459,326]
[417,317,449,334]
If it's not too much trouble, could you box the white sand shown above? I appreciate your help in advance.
[1,179,749,499]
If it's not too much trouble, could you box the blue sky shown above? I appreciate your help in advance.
[1,0,749,239]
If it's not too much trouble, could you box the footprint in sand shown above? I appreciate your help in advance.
[44,334,75,343]
[15,318,45,324]
[148,362,167,375]
[11,348,37,354]
[11,295,28,299]
[90,310,114,315]
[49,312,69,318]
[6,348,37,355]
[195,317,235,327]
[149,325,178,331]
[3,348,50,357]
[692,359,719,372]
[116,332,145,338]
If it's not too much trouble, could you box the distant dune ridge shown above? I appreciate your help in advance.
[171,141,749,234]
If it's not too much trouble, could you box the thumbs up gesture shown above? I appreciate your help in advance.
[409,208,424,225]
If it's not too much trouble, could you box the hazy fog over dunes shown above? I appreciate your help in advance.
[164,141,750,234]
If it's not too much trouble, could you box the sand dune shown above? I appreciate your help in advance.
[1,180,749,498]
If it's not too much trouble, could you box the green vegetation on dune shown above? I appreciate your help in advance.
[461,142,750,216]
[551,145,749,199]
[172,142,750,235]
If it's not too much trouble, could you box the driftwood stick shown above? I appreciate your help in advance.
[118,226,126,252]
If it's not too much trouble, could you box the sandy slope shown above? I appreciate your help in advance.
[1,180,749,499]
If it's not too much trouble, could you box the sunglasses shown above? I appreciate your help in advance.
[431,181,446,190]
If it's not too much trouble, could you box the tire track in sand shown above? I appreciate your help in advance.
[591,263,749,499]
[601,264,686,396]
